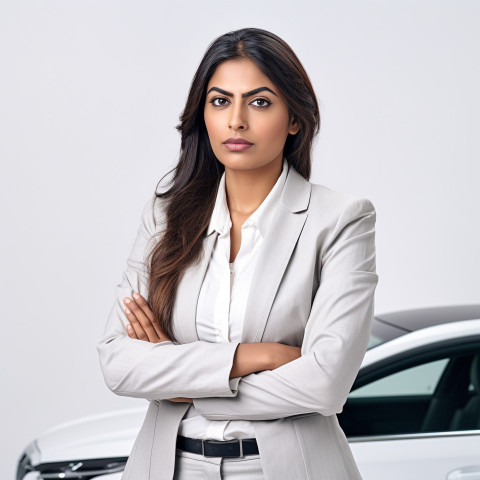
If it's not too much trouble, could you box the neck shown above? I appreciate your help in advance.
[224,157,283,216]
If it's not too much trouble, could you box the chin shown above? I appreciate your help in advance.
[223,163,281,176]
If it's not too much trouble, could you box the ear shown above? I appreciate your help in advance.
[288,116,300,135]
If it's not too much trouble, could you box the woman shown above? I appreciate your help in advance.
[97,27,378,480]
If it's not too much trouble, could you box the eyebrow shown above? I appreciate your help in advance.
[206,86,278,98]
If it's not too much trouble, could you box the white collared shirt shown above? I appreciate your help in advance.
[177,158,289,440]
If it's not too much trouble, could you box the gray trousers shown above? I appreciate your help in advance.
[173,448,265,479]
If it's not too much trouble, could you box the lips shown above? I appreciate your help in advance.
[223,137,254,151]
[223,137,253,145]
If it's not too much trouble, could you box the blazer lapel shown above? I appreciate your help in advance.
[172,229,218,344]
[241,165,312,343]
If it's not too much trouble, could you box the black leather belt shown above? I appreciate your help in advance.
[176,435,259,458]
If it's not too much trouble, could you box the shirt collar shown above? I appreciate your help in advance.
[207,157,289,238]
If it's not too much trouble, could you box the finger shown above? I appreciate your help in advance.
[124,304,149,341]
[132,292,168,340]
[124,302,169,343]
[132,293,154,321]
[124,297,160,343]
[126,323,138,339]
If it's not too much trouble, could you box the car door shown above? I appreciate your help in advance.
[338,338,480,480]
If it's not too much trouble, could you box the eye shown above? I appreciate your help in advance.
[250,98,271,108]
[210,97,229,107]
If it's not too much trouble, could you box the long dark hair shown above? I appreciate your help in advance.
[147,27,320,343]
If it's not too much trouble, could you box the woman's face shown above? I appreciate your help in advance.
[204,58,299,174]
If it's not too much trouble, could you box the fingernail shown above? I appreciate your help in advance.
[133,293,140,299]
[124,298,131,304]
[125,307,131,314]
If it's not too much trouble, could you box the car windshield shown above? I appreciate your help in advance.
[367,318,409,350]
[367,333,386,350]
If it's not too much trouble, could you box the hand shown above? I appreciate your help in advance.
[123,292,170,343]
[123,292,192,404]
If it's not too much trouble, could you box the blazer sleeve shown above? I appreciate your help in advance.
[96,195,241,400]
[193,197,379,420]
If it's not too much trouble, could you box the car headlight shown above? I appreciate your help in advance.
[17,456,128,480]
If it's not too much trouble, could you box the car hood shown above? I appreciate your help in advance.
[32,406,147,464]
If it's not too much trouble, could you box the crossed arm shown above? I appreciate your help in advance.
[122,293,301,404]
[97,195,378,419]
[97,197,300,402]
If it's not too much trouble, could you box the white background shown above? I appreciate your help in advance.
[1,1,479,478]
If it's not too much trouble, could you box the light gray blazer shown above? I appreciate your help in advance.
[97,163,379,480]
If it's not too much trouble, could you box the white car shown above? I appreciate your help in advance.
[17,305,480,480]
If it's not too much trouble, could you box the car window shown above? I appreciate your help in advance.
[348,358,449,397]
[340,346,480,437]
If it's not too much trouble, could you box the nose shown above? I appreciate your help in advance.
[228,103,247,130]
